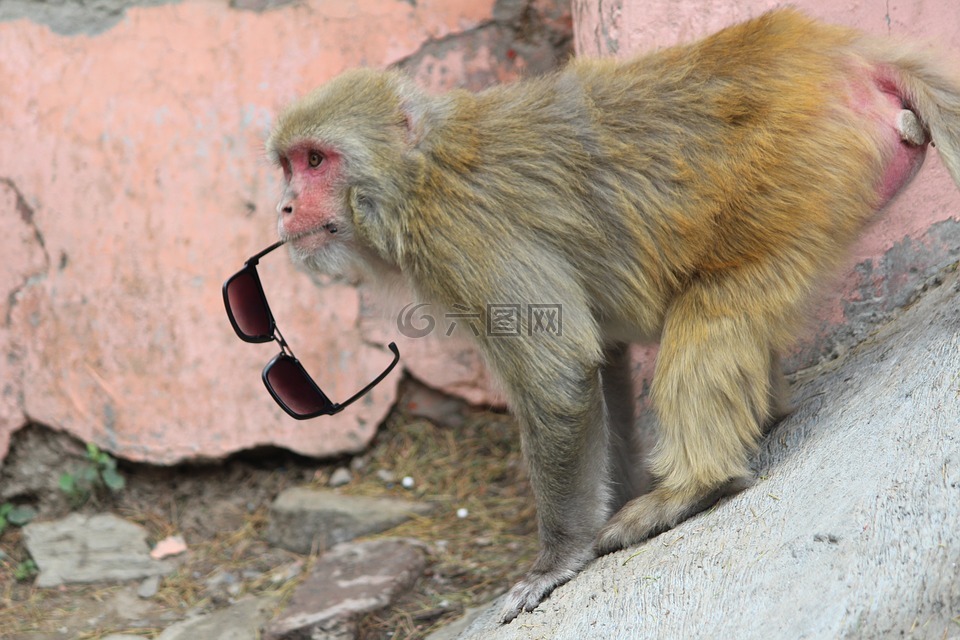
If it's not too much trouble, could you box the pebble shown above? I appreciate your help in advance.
[138,575,160,599]
[328,467,352,487]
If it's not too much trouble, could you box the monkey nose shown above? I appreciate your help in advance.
[280,204,293,215]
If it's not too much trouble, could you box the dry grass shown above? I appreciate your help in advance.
[0,407,537,639]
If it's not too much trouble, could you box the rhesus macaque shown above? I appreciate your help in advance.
[265,9,960,623]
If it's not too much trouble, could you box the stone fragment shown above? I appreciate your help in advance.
[328,467,352,487]
[264,538,428,640]
[150,534,187,559]
[424,606,490,640]
[155,596,276,640]
[138,575,161,599]
[23,513,175,588]
[265,487,433,554]
[399,380,468,427]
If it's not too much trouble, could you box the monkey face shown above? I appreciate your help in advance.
[275,145,346,249]
[270,142,370,279]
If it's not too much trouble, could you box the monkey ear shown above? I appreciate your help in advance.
[393,74,435,149]
[349,186,403,263]
[400,97,428,148]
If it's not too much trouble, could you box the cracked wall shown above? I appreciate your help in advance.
[0,0,572,464]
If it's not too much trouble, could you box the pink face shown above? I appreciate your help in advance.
[275,143,345,253]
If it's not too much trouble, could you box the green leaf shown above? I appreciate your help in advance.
[14,559,37,582]
[7,506,37,526]
[80,466,99,485]
[86,442,101,460]
[59,473,76,494]
[99,454,117,471]
[0,503,12,518]
[101,468,126,493]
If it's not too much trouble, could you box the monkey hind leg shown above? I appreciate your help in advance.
[602,342,647,512]
[765,351,793,434]
[596,287,775,553]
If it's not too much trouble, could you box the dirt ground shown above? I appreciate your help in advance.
[0,393,539,640]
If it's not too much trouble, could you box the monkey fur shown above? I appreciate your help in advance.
[265,9,960,623]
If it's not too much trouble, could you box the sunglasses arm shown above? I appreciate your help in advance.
[333,342,401,413]
[245,240,286,267]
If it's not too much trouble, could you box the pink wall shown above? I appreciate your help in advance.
[0,0,568,464]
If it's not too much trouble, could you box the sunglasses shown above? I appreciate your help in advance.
[222,240,400,419]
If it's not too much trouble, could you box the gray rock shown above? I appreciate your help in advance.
[155,596,276,640]
[264,538,428,640]
[328,467,353,487]
[23,513,175,587]
[137,575,161,599]
[459,270,960,639]
[424,606,490,640]
[265,487,433,554]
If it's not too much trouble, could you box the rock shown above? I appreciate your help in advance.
[424,606,489,640]
[264,538,428,640]
[376,469,396,485]
[138,575,161,599]
[328,467,352,488]
[150,534,188,559]
[398,379,468,428]
[458,269,960,638]
[23,513,175,588]
[265,487,433,555]
[155,596,276,640]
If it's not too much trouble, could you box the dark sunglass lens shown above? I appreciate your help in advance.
[265,356,333,416]
[227,270,272,338]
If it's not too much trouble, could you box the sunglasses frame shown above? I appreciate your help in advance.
[222,240,400,419]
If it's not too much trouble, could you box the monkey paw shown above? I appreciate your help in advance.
[499,563,582,624]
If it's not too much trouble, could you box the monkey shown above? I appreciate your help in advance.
[264,9,960,624]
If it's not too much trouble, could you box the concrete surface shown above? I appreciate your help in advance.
[457,268,960,638]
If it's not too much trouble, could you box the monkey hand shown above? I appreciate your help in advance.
[499,546,595,624]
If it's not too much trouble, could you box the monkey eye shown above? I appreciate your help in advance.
[308,151,323,168]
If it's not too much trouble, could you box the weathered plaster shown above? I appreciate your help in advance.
[0,0,571,464]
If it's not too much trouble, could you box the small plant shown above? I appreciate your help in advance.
[59,442,126,507]
[13,559,37,582]
[0,502,37,536]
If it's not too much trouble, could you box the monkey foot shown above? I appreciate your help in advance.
[897,109,927,146]
[499,550,593,624]
[595,478,754,555]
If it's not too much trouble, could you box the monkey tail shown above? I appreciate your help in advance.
[875,44,960,188]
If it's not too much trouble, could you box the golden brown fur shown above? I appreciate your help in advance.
[266,9,960,623]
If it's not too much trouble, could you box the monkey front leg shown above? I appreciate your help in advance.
[498,361,613,623]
